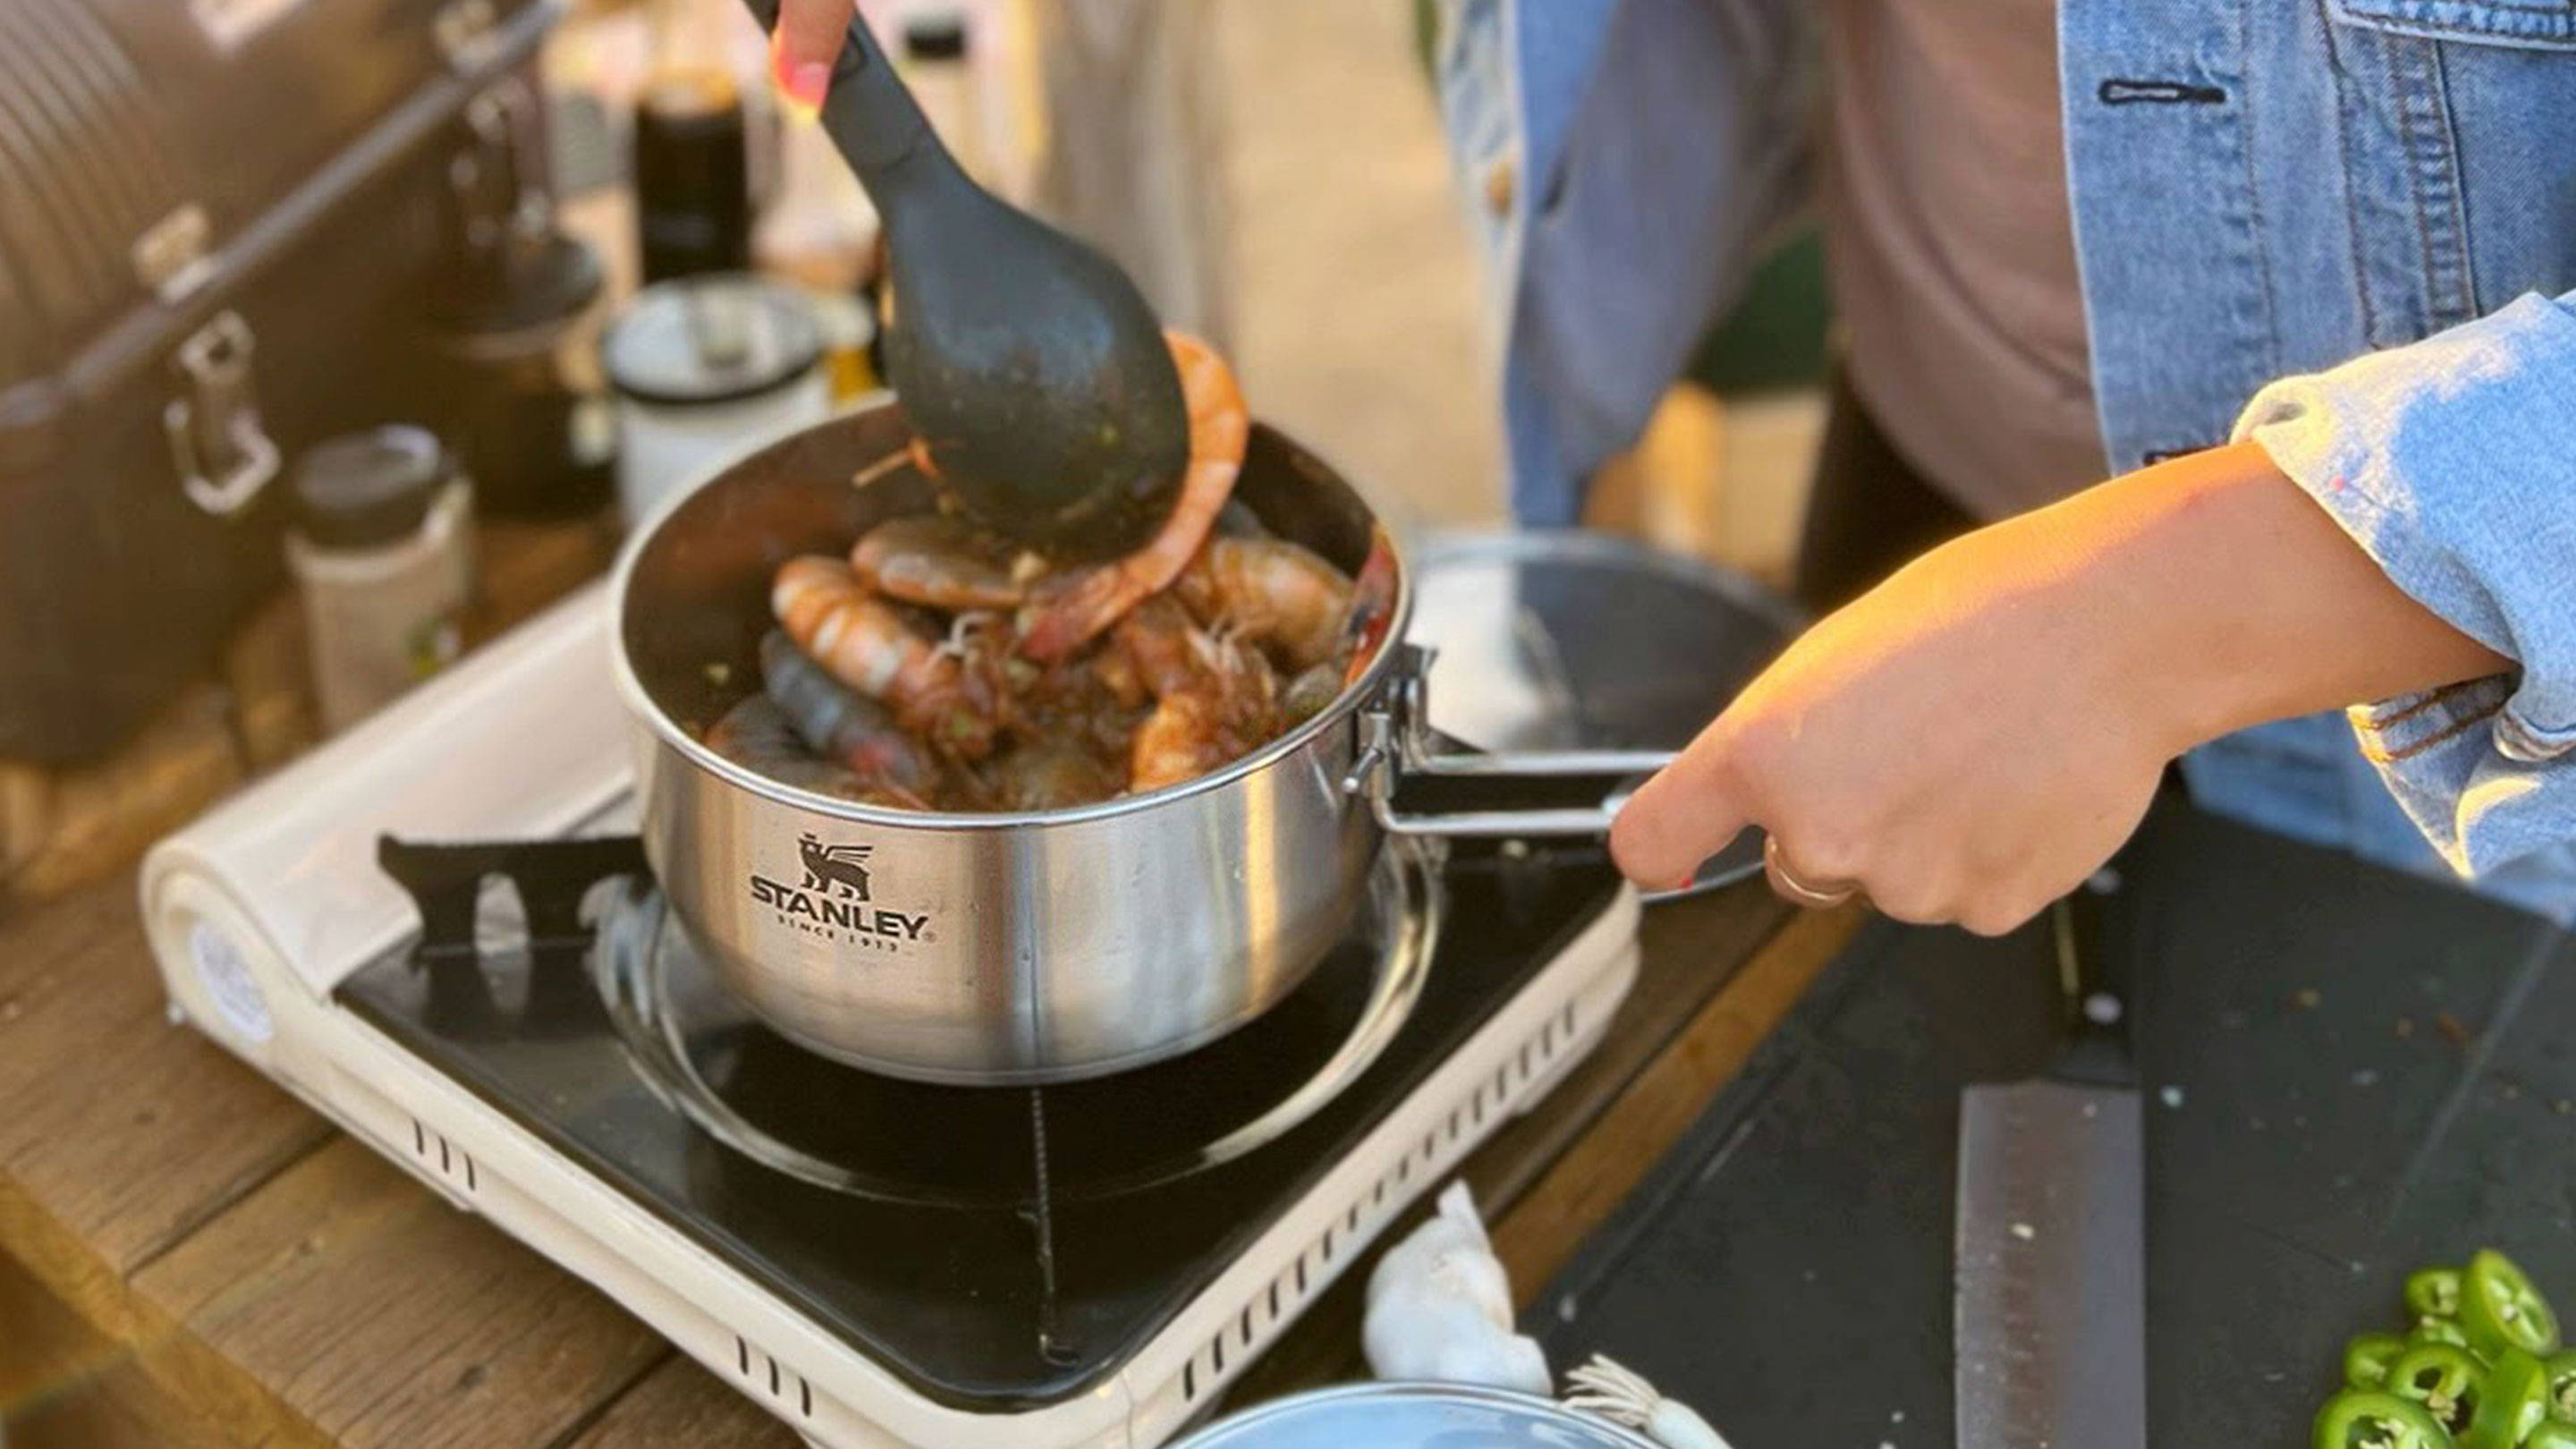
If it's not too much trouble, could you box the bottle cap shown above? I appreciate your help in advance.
[603,274,824,408]
[903,9,968,61]
[291,425,458,549]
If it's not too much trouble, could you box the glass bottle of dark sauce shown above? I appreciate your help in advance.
[633,0,751,284]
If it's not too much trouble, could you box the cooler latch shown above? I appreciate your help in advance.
[163,310,281,519]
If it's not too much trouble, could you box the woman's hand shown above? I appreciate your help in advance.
[1608,443,2512,933]
[769,0,857,111]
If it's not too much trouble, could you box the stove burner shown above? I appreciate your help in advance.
[597,845,1440,1208]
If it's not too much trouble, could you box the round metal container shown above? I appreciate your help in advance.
[1168,1384,1664,1449]
[611,401,1411,1085]
[604,274,828,525]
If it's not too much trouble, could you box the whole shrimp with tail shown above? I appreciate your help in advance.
[771,556,1003,761]
[757,631,939,802]
[1017,331,1249,662]
[1114,597,1282,792]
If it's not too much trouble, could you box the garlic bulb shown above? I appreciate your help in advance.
[1361,1182,1551,1394]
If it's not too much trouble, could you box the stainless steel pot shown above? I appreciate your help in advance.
[610,402,1731,1085]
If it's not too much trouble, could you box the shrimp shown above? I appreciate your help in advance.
[849,514,1026,611]
[1335,526,1401,686]
[702,697,930,809]
[771,555,1000,760]
[1016,330,1250,662]
[1213,498,1269,540]
[758,631,938,797]
[1281,663,1343,726]
[1174,536,1354,674]
[987,738,1126,810]
[1243,527,1389,724]
[1114,597,1282,792]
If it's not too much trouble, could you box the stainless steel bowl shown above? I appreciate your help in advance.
[1168,1384,1665,1449]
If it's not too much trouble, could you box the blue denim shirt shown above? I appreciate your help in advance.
[1430,0,2576,919]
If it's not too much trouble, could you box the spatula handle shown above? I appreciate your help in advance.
[738,0,956,192]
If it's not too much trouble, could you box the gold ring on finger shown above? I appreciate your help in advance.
[1764,835,1859,910]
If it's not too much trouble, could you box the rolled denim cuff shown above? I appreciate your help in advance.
[2233,291,2576,876]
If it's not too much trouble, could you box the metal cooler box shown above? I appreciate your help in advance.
[0,0,554,763]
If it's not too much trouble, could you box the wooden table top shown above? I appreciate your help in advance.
[0,528,1857,1449]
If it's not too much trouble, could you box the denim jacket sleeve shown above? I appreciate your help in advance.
[1430,0,1815,524]
[2233,290,2576,877]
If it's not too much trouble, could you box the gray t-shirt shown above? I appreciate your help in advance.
[1819,0,2107,518]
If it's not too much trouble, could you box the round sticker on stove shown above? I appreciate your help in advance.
[189,919,274,1044]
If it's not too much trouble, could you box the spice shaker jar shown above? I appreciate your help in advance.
[285,427,477,733]
[602,274,826,524]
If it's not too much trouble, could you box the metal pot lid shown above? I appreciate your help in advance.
[602,274,822,407]
[1170,1383,1665,1449]
[1408,529,1803,898]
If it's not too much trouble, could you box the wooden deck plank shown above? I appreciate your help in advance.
[0,879,332,1333]
[128,1136,666,1449]
[6,688,243,904]
[0,513,616,1295]
[0,513,634,1447]
[565,1354,802,1449]
[470,517,620,649]
[223,593,318,775]
[1,1249,229,1449]
[0,761,50,886]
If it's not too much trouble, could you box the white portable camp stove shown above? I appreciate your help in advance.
[139,584,1640,1449]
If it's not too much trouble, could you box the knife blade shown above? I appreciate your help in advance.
[1954,878,2146,1449]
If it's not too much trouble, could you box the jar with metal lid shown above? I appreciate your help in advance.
[284,427,477,733]
[601,273,826,524]
[430,230,617,521]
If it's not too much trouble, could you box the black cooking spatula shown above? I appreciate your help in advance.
[740,0,1190,560]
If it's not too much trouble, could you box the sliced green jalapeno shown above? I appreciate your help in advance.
[2349,1334,2411,1392]
[2314,1390,2456,1449]
[2462,1250,2562,1360]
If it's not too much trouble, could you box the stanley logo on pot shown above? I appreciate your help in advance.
[746,834,934,949]
[797,835,872,899]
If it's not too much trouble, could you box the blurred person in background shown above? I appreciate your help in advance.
[770,0,2576,934]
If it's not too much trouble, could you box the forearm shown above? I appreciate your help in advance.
[2020,442,2510,752]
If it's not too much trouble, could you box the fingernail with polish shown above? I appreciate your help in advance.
[770,37,831,113]
[786,60,832,112]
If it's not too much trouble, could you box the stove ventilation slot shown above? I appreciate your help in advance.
[408,1118,479,1195]
[1177,997,1587,1408]
[732,1335,813,1420]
